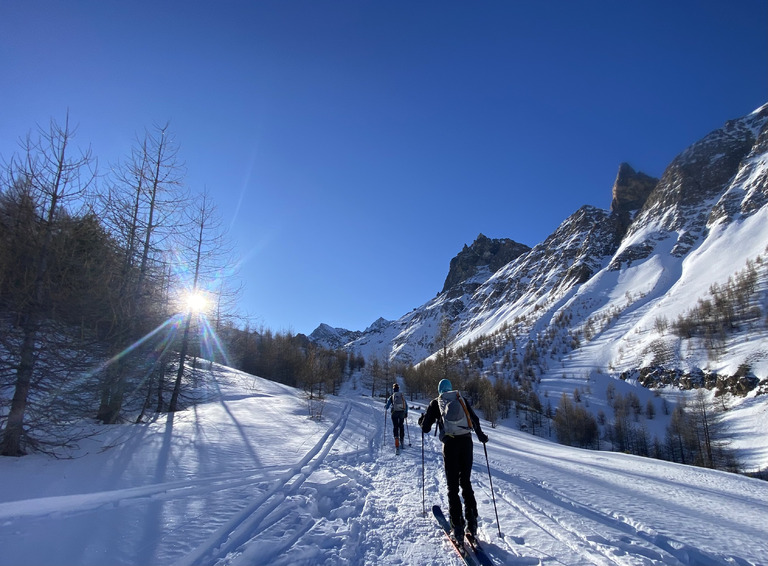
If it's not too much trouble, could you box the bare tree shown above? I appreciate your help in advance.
[169,190,234,412]
[1,115,95,455]
[691,389,715,468]
[366,357,383,398]
[435,316,454,381]
[96,123,187,423]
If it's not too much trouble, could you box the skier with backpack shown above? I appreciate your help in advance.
[419,378,489,544]
[385,383,408,453]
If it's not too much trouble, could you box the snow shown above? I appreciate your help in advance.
[1,366,767,566]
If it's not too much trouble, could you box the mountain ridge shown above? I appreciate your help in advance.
[311,103,768,368]
[309,103,768,469]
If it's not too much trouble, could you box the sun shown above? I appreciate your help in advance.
[182,290,209,314]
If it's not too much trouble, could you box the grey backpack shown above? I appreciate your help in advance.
[438,390,473,437]
[391,391,407,412]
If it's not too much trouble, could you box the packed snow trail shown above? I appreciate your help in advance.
[1,368,767,565]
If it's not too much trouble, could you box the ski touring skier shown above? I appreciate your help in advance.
[384,383,408,453]
[419,378,488,544]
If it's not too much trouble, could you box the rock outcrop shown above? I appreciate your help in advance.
[609,162,657,217]
[442,234,530,293]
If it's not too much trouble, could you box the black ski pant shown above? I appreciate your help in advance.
[442,434,477,536]
[391,411,405,442]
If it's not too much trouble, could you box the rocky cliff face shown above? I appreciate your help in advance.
[442,234,530,295]
[610,162,658,216]
[610,104,768,269]
[610,163,658,236]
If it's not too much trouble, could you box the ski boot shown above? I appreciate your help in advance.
[450,517,466,546]
[466,510,478,539]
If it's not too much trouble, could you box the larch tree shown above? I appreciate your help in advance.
[1,115,95,456]
[96,123,187,423]
[168,189,233,412]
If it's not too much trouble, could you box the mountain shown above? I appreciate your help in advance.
[313,103,767,363]
[310,103,768,469]
[308,323,364,351]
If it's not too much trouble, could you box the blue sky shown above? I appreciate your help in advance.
[1,1,766,336]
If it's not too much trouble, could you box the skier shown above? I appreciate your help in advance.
[384,383,408,452]
[419,378,489,544]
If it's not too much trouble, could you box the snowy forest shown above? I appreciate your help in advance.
[0,117,359,457]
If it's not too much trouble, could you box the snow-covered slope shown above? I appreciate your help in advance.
[311,103,768,471]
[1,367,766,566]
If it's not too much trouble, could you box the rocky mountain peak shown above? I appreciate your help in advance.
[442,233,530,293]
[365,317,391,332]
[609,163,658,216]
[308,323,362,351]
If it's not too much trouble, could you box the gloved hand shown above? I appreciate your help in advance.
[418,413,424,426]
[477,431,489,444]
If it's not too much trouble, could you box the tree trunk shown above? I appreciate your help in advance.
[1,323,37,456]
[169,314,192,412]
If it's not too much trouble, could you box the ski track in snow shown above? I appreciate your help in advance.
[175,401,355,566]
[1,377,767,566]
[176,394,764,566]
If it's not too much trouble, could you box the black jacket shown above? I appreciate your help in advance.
[420,392,486,442]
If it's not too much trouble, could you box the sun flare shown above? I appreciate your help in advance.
[183,290,209,314]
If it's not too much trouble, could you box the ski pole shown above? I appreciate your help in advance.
[383,409,387,451]
[483,442,502,537]
[406,414,412,446]
[421,429,426,516]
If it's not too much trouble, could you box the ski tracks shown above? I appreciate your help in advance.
[146,395,431,566]
[474,458,754,566]
[178,395,431,566]
[173,401,356,566]
[11,393,751,566]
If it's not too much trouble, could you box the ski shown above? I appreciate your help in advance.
[432,505,479,566]
[465,532,495,566]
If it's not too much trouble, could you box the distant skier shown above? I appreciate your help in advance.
[385,383,408,452]
[419,378,488,544]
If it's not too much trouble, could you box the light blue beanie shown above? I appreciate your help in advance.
[438,379,452,394]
